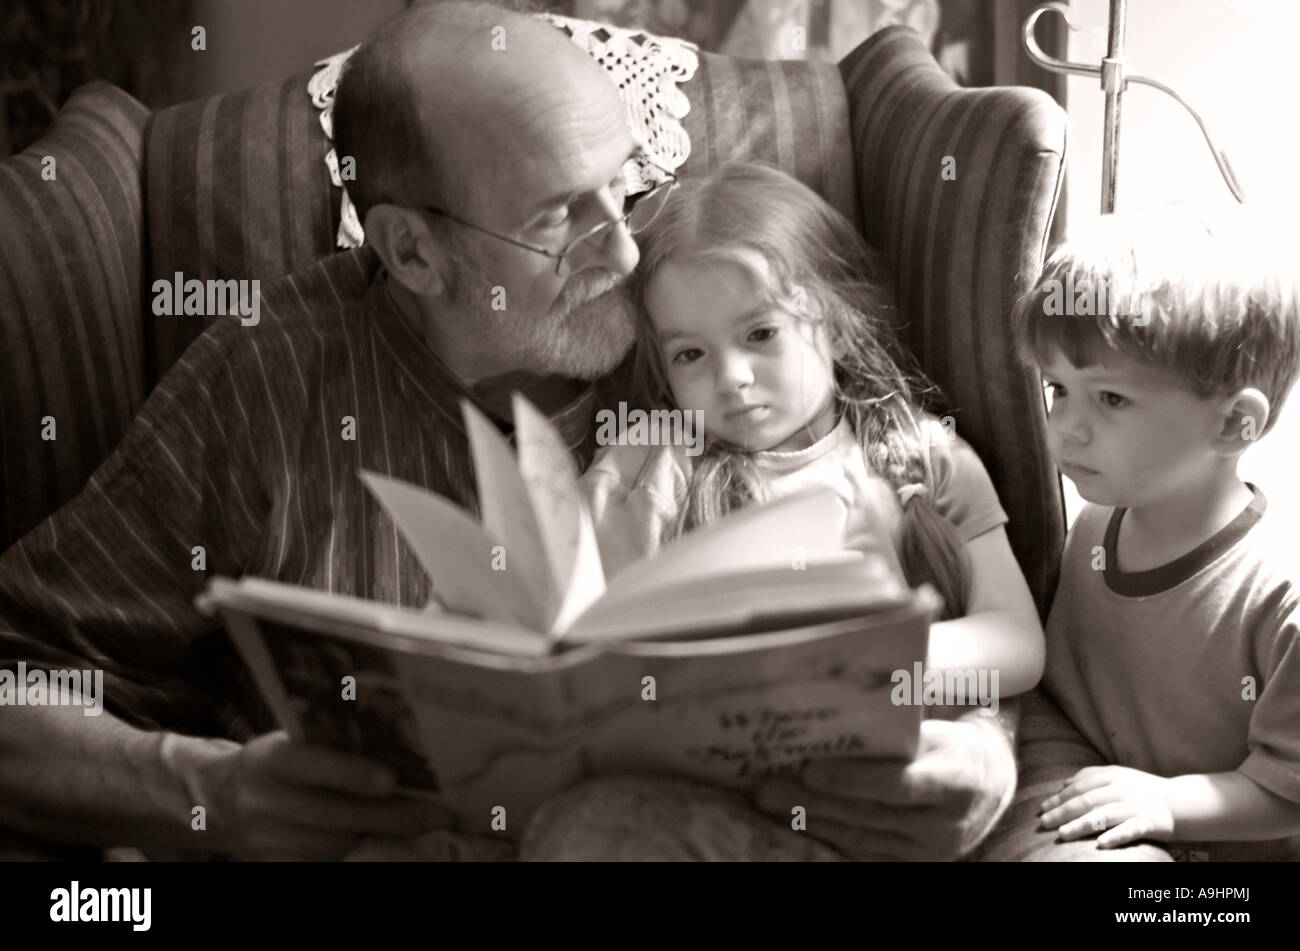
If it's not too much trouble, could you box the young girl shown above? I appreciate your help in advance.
[582,162,1044,695]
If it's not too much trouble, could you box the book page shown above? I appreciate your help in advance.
[359,470,543,631]
[460,399,558,624]
[592,487,849,610]
[567,551,909,642]
[211,575,552,657]
[510,393,605,636]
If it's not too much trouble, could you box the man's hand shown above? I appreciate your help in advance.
[754,715,1017,860]
[167,731,452,860]
[1039,765,1175,848]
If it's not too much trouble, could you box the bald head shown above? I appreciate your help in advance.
[335,1,641,385]
[333,0,626,222]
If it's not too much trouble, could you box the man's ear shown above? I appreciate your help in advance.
[363,204,451,298]
[1213,387,1270,454]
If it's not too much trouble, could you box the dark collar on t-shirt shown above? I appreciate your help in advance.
[1103,483,1267,597]
[367,271,596,455]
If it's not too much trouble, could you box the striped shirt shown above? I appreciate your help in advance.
[0,248,625,740]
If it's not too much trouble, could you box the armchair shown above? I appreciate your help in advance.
[0,26,1067,608]
[1,20,1090,860]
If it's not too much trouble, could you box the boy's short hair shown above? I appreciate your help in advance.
[1012,210,1300,434]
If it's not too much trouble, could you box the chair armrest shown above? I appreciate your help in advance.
[972,688,1175,862]
[143,65,338,391]
[840,27,1068,617]
[0,81,150,548]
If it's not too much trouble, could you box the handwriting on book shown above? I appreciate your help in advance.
[686,705,866,779]
[716,706,838,733]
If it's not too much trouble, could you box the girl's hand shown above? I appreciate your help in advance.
[1039,765,1176,848]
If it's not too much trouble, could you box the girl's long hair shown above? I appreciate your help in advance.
[630,162,969,619]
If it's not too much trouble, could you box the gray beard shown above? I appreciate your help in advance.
[453,261,637,381]
[532,269,637,379]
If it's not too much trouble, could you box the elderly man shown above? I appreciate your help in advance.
[0,0,1024,861]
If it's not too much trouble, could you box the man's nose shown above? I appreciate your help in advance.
[591,220,639,277]
[577,188,640,278]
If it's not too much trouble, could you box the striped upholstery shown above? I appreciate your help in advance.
[841,27,1068,618]
[0,82,149,551]
[678,51,858,229]
[143,65,339,390]
[4,33,1068,610]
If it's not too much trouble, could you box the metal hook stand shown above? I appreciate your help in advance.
[1022,0,1246,213]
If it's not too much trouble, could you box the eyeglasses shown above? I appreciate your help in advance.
[423,173,677,277]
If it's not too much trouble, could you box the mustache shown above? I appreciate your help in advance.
[556,268,626,310]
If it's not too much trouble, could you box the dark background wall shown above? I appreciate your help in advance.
[2,0,1063,158]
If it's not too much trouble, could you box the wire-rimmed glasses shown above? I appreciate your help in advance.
[423,172,677,276]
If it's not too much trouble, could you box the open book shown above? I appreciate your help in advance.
[199,395,936,835]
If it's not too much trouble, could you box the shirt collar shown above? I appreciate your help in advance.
[1102,483,1267,597]
[752,417,851,474]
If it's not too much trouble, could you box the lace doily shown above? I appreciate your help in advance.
[308,13,699,249]
[538,12,698,195]
[308,45,363,247]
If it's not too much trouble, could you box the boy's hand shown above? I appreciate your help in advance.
[1039,765,1176,847]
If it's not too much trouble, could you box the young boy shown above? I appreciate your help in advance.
[1014,212,1300,858]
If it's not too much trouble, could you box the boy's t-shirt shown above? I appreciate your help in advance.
[1045,484,1300,810]
[581,415,1008,578]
